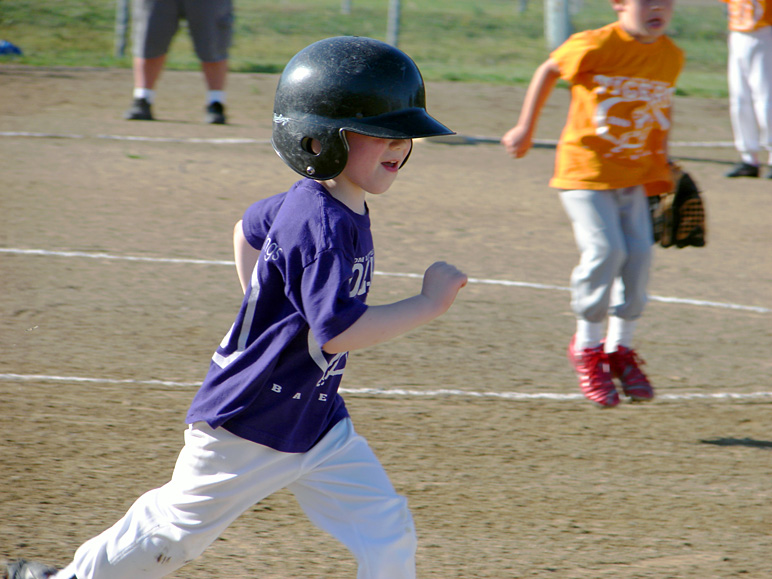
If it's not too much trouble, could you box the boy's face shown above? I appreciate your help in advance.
[338,132,413,195]
[614,0,674,43]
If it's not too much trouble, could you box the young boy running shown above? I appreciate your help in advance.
[501,0,683,407]
[6,36,467,579]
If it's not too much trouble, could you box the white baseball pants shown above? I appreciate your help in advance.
[728,27,772,165]
[57,418,416,579]
[559,186,653,324]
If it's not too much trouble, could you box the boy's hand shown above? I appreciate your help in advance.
[421,261,468,315]
[501,125,532,158]
[322,261,467,354]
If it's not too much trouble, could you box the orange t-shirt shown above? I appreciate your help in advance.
[720,0,772,32]
[549,22,684,194]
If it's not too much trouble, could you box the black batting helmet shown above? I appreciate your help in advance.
[271,36,454,180]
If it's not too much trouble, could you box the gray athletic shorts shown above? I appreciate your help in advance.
[132,0,233,62]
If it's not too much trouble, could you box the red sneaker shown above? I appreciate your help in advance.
[568,335,619,408]
[608,346,654,402]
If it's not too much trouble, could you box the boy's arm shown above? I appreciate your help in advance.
[233,220,261,294]
[501,58,561,158]
[322,261,467,354]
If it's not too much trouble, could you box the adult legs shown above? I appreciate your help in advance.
[132,55,166,93]
[185,0,232,122]
[125,0,178,119]
[125,55,165,120]
[200,59,228,123]
[201,59,227,92]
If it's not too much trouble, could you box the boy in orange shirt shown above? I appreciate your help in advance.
[502,0,683,407]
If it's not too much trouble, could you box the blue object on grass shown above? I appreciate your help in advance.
[0,40,23,55]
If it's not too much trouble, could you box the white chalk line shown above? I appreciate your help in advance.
[0,247,236,266]
[1,248,768,402]
[0,373,769,402]
[1,247,769,314]
[0,131,269,145]
[0,131,734,149]
[429,135,736,149]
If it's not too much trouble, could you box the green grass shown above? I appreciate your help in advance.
[0,0,730,96]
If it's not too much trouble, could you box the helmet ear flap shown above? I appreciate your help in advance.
[271,121,350,180]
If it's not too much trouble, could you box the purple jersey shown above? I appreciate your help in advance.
[187,180,374,453]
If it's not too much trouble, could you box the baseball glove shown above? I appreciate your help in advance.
[649,163,706,248]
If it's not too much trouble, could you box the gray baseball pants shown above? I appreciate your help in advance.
[559,186,653,324]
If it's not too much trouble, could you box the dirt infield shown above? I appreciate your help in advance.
[1,65,771,578]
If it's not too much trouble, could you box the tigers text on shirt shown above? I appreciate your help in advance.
[549,22,684,193]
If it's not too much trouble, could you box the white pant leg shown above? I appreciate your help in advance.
[560,189,627,323]
[560,187,651,324]
[610,186,652,321]
[68,422,318,578]
[66,419,412,579]
[748,27,772,162]
[289,419,416,579]
[728,30,762,160]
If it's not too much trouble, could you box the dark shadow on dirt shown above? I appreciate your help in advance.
[701,437,772,449]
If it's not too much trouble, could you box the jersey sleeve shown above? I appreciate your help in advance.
[551,32,593,83]
[551,27,610,84]
[296,248,369,348]
[242,192,287,250]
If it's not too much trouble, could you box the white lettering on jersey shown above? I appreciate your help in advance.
[350,250,374,297]
[262,237,283,262]
[319,393,328,401]
[592,75,675,157]
[271,384,282,393]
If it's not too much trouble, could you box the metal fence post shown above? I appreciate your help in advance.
[114,0,130,58]
[544,0,572,50]
[386,0,401,47]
